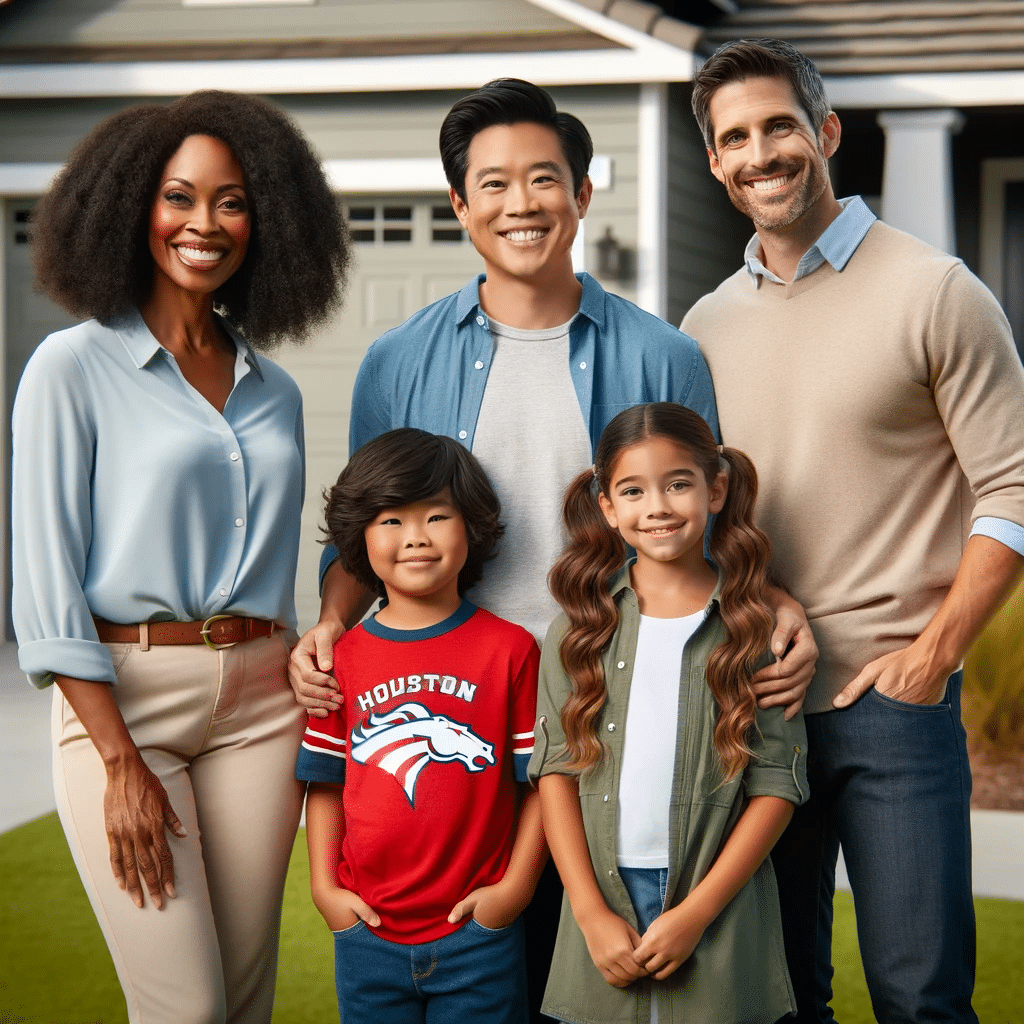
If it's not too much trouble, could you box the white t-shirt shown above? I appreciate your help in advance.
[616,609,706,868]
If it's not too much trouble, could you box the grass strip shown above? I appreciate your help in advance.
[2,813,1021,1022]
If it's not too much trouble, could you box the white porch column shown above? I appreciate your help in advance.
[637,82,668,318]
[877,108,964,255]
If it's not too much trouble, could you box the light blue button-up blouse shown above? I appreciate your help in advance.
[12,310,304,688]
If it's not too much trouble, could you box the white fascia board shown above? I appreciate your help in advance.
[825,71,1024,109]
[0,49,694,100]
[325,155,610,193]
[527,0,688,60]
[325,159,449,193]
[0,163,61,196]
[2,157,612,197]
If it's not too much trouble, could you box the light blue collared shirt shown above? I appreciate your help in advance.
[12,311,305,687]
[743,195,1024,558]
[320,272,719,584]
[349,271,718,454]
[743,195,875,285]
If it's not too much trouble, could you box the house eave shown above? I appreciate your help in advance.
[0,47,697,99]
[825,70,1024,108]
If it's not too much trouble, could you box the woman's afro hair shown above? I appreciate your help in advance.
[32,90,351,348]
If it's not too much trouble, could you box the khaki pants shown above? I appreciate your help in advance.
[52,634,305,1024]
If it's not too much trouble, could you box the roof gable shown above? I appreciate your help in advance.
[0,0,700,96]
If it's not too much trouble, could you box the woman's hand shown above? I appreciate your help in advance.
[632,906,704,980]
[55,675,187,910]
[578,905,648,988]
[103,751,186,909]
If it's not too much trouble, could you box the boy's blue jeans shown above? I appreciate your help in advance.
[771,671,978,1024]
[333,916,528,1024]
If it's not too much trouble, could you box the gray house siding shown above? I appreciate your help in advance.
[0,0,592,50]
[0,97,144,163]
[555,84,643,308]
[664,82,749,328]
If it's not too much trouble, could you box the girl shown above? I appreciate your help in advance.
[529,402,807,1024]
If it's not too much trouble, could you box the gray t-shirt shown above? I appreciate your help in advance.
[469,316,592,643]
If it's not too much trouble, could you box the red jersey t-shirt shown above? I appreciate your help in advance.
[296,601,539,943]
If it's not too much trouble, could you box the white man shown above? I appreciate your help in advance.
[684,38,1024,1024]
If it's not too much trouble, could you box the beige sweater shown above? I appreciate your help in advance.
[683,221,1024,712]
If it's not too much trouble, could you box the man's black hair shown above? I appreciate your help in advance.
[439,78,593,201]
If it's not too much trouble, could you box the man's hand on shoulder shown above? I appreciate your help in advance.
[754,586,818,719]
[288,618,344,718]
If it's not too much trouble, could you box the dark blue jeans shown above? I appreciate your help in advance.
[772,672,978,1023]
[333,916,529,1024]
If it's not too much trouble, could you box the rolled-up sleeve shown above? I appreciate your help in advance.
[527,614,575,784]
[12,337,114,688]
[743,705,809,806]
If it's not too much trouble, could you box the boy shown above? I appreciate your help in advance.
[296,428,545,1024]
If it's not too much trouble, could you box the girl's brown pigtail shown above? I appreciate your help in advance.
[706,446,775,779]
[548,469,625,772]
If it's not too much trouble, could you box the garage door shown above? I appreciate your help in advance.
[274,194,485,627]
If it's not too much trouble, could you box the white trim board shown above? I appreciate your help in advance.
[0,164,61,197]
[0,0,696,101]
[980,157,1024,304]
[0,157,612,198]
[636,82,667,319]
[825,71,1024,109]
[325,155,611,193]
[529,0,688,60]
[0,49,695,100]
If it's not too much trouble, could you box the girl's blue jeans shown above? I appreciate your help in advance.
[616,867,668,1024]
[618,865,669,931]
[332,916,528,1024]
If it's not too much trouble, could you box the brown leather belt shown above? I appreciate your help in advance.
[93,615,276,649]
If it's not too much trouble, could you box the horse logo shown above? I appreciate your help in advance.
[349,702,495,806]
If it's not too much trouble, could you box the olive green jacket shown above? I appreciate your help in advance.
[528,568,808,1024]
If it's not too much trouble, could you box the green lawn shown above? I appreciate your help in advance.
[2,813,1021,1023]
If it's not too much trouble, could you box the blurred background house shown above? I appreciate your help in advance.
[1,0,1022,641]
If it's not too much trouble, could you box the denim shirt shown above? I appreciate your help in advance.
[529,567,807,1024]
[320,272,719,585]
